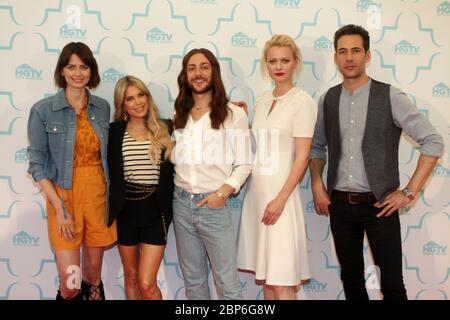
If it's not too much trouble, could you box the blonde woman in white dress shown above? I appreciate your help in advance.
[237,34,317,300]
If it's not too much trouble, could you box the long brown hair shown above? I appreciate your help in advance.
[114,75,173,162]
[174,48,229,129]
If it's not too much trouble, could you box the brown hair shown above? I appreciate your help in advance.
[173,48,229,129]
[334,24,370,52]
[54,42,100,89]
[114,75,173,162]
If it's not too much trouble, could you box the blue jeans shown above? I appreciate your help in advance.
[172,186,242,300]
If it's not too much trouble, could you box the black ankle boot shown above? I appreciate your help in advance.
[56,290,64,300]
[81,280,105,300]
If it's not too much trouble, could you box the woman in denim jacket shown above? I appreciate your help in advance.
[27,42,117,300]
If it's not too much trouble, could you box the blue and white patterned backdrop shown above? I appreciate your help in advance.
[0,0,448,300]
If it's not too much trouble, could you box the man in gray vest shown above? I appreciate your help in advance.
[309,24,444,300]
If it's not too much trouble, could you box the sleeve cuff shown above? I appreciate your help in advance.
[419,148,444,158]
[32,172,46,182]
[224,177,241,194]
[28,167,46,182]
[309,149,327,162]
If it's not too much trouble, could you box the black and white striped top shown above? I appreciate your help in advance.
[122,130,160,185]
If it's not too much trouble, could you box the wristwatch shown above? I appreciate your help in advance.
[401,187,415,201]
[216,191,227,200]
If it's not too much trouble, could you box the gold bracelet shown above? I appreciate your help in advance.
[216,190,227,199]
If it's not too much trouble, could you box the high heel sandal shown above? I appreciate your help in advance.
[81,279,105,300]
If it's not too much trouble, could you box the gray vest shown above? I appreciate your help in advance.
[323,79,402,201]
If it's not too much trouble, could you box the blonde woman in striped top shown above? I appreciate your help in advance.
[108,75,174,300]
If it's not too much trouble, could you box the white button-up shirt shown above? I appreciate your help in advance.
[172,103,252,194]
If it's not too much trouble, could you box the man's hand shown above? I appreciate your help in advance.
[197,193,226,209]
[374,190,413,217]
[232,100,248,115]
[312,183,331,216]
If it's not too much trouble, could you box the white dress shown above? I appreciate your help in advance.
[237,87,317,286]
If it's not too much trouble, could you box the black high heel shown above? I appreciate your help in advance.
[81,280,105,300]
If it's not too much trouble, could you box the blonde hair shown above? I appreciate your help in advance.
[114,75,173,163]
[261,34,301,76]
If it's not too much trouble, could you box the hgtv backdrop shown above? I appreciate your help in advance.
[0,0,449,300]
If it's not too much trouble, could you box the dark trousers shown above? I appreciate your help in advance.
[329,194,407,300]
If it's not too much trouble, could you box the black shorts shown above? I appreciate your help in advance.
[117,182,169,246]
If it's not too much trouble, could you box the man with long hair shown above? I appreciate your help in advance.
[171,48,252,299]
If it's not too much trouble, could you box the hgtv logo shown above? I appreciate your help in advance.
[231,32,257,48]
[437,1,450,15]
[432,83,450,97]
[274,0,301,9]
[15,64,42,80]
[314,36,333,52]
[102,68,124,83]
[356,0,381,12]
[146,27,173,43]
[432,164,450,177]
[302,278,328,292]
[394,40,420,55]
[423,241,447,255]
[59,23,87,39]
[13,231,40,247]
[15,148,29,163]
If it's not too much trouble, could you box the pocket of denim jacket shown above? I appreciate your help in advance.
[45,123,67,150]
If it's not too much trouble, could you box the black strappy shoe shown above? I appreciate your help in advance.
[81,280,105,300]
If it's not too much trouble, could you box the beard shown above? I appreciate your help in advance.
[188,78,213,94]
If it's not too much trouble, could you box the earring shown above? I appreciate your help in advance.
[123,112,128,121]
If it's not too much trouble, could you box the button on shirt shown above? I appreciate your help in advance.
[310,79,444,193]
[172,103,252,194]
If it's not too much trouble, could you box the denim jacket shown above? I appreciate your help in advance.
[27,89,110,213]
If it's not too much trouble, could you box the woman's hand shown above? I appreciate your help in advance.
[56,207,76,241]
[261,196,286,225]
